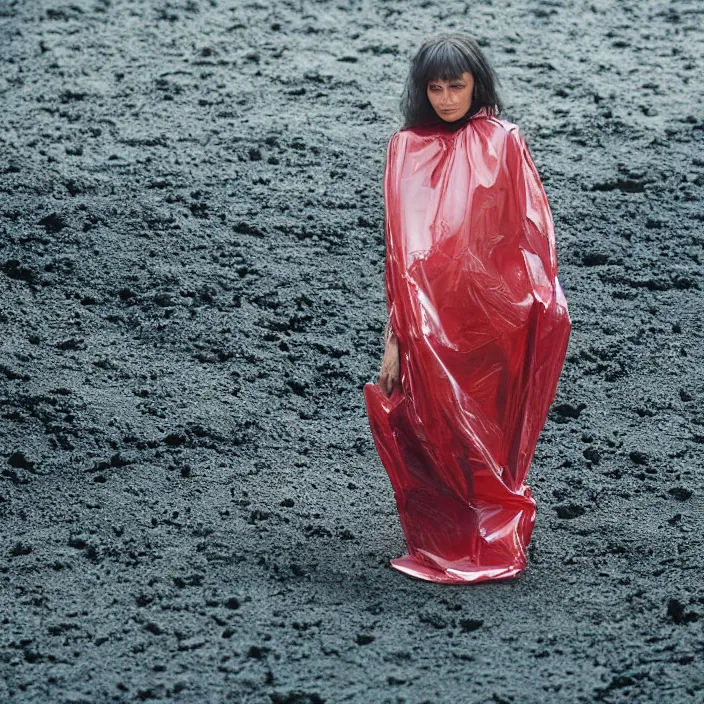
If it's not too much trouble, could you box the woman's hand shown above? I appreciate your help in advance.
[378,333,401,397]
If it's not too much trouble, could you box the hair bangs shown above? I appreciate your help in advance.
[422,43,469,84]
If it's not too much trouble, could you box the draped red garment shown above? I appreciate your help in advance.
[363,107,571,584]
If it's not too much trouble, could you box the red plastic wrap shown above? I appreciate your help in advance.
[363,107,571,584]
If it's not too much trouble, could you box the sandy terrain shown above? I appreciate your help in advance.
[1,0,702,702]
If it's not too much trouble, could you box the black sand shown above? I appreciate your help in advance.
[1,1,702,702]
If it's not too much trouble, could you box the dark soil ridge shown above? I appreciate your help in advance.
[1,1,702,702]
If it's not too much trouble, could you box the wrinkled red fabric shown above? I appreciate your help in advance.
[363,106,571,584]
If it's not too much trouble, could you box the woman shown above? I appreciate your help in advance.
[363,33,571,584]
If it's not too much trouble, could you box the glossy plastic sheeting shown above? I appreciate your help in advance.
[363,107,571,584]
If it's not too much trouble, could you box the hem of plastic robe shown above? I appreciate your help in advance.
[389,553,525,584]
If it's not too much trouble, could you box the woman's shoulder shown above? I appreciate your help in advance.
[487,115,519,134]
[474,114,524,144]
[493,117,528,145]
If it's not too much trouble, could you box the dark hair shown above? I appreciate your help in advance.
[399,32,503,130]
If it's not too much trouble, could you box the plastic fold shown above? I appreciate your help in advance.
[363,107,571,584]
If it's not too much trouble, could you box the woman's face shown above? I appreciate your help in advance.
[426,71,475,121]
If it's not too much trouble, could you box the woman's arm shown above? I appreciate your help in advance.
[384,304,397,347]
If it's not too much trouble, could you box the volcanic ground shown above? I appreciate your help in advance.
[1,0,703,702]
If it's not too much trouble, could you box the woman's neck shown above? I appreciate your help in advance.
[431,105,488,131]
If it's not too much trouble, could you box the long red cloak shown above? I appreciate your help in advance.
[363,107,571,584]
